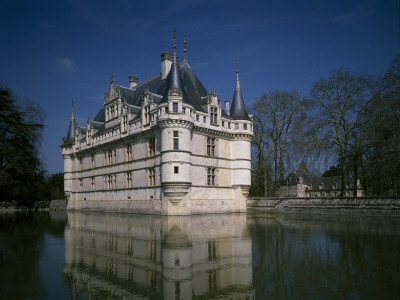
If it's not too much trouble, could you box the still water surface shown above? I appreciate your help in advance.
[0,211,399,299]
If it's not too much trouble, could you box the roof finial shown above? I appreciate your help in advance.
[236,56,240,88]
[184,32,187,61]
[173,28,177,62]
[71,97,75,118]
[111,75,114,84]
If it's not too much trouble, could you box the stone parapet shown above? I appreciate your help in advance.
[247,197,400,216]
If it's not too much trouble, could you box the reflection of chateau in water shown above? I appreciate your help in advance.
[63,212,254,299]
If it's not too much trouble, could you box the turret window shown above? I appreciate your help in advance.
[173,103,178,113]
[174,166,179,174]
[173,131,179,150]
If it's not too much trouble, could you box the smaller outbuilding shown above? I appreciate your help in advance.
[277,170,365,198]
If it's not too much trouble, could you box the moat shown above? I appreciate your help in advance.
[1,211,399,299]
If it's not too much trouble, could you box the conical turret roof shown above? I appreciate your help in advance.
[63,99,76,145]
[161,29,190,104]
[230,58,249,120]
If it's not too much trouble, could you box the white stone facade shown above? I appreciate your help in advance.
[61,40,253,215]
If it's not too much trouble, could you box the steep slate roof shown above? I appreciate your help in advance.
[92,56,211,123]
[310,176,353,191]
[288,169,313,185]
[161,53,190,104]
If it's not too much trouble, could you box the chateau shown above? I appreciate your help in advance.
[61,33,253,215]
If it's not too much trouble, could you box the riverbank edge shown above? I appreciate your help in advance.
[0,200,67,212]
[247,197,400,217]
[2,197,400,216]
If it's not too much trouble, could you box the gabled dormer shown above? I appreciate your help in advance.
[141,89,156,126]
[208,89,221,126]
[104,76,122,123]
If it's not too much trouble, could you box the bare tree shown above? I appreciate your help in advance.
[251,90,305,196]
[310,69,375,196]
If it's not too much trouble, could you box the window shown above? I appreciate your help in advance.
[332,182,337,189]
[165,107,169,114]
[175,281,180,300]
[126,172,132,188]
[144,106,150,124]
[228,122,231,129]
[234,123,239,129]
[149,168,155,186]
[210,106,218,125]
[243,123,247,130]
[126,144,132,161]
[79,158,83,170]
[91,177,95,190]
[319,183,324,190]
[203,116,206,123]
[207,137,215,156]
[222,121,225,127]
[79,179,83,191]
[183,107,186,114]
[174,166,179,174]
[104,176,107,189]
[108,175,113,189]
[173,131,179,150]
[196,115,199,121]
[113,174,117,189]
[113,149,117,163]
[149,137,155,156]
[91,154,95,168]
[122,115,128,131]
[108,149,113,164]
[207,168,216,185]
[208,270,217,291]
[173,103,178,113]
[208,241,216,260]
[104,152,107,165]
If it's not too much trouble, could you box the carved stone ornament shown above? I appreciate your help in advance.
[168,88,182,97]
[104,88,110,102]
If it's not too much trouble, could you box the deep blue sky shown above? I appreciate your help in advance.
[0,0,398,174]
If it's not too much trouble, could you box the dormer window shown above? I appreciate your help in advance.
[144,106,150,124]
[332,182,337,189]
[319,183,324,190]
[210,106,218,125]
[183,107,186,114]
[122,115,128,132]
[244,123,247,130]
[173,103,178,113]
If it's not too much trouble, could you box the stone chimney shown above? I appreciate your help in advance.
[225,101,230,116]
[129,76,138,88]
[161,52,173,80]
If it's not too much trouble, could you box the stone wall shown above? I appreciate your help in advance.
[247,197,400,216]
[49,200,67,211]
